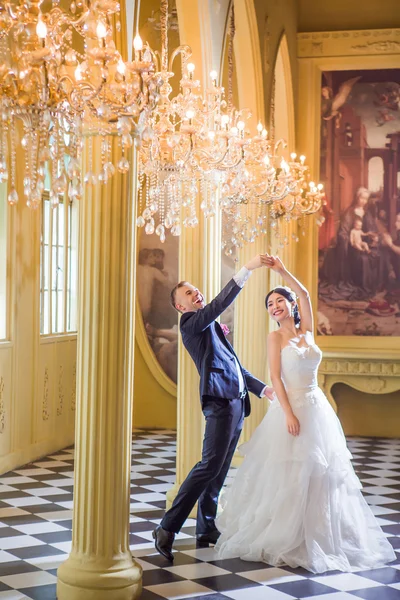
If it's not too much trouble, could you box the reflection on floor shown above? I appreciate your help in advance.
[0,430,399,599]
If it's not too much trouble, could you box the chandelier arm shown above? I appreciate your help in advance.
[5,3,19,20]
[168,45,192,72]
[160,0,169,71]
[145,46,161,72]
[227,2,236,112]
[46,7,91,34]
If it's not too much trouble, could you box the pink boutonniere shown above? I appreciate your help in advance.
[220,323,230,336]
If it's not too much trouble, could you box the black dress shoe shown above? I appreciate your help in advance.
[152,525,175,561]
[196,530,221,546]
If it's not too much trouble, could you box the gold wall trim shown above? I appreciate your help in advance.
[71,363,76,412]
[135,302,177,397]
[42,367,50,421]
[298,28,400,57]
[320,358,400,377]
[57,365,64,417]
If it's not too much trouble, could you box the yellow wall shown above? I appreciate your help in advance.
[298,0,400,32]
[0,174,76,476]
[133,341,176,429]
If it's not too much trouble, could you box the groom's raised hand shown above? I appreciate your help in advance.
[244,254,265,271]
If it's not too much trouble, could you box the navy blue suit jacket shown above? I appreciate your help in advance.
[179,278,266,417]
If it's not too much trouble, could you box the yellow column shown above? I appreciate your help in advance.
[234,238,270,449]
[57,142,141,599]
[165,0,223,514]
[166,201,221,513]
[166,220,204,513]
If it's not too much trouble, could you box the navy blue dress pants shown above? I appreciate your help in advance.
[161,395,244,535]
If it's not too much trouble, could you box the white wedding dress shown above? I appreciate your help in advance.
[216,332,396,573]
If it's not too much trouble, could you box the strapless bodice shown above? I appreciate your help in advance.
[280,331,322,397]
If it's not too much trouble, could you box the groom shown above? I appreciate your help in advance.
[153,254,273,561]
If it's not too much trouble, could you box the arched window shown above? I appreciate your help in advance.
[40,165,78,335]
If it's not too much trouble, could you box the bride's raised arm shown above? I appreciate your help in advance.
[261,254,313,334]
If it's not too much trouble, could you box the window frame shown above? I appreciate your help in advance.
[40,191,78,337]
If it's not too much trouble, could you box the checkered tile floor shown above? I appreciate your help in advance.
[0,432,399,600]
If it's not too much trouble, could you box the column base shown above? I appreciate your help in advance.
[166,482,197,518]
[57,554,142,600]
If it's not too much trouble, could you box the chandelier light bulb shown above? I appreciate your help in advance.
[262,129,268,137]
[187,63,195,73]
[185,109,195,120]
[208,131,215,140]
[280,159,289,173]
[75,65,83,81]
[36,18,47,39]
[290,152,297,160]
[300,155,306,164]
[237,121,245,131]
[230,127,238,136]
[257,122,263,133]
[221,115,230,127]
[133,33,143,51]
[310,181,315,188]
[96,21,107,39]
[317,183,324,190]
[117,59,126,75]
[210,70,218,81]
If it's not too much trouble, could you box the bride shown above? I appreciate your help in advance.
[215,254,395,573]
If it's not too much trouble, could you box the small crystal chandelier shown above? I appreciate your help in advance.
[0,0,159,208]
[197,4,325,254]
[136,0,324,249]
[136,0,216,242]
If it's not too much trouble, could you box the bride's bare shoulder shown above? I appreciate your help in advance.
[267,330,282,343]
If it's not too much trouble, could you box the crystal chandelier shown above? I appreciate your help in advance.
[136,0,216,242]
[136,0,324,249]
[0,0,160,208]
[196,5,325,254]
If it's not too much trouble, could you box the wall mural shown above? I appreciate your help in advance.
[137,234,179,384]
[318,68,400,337]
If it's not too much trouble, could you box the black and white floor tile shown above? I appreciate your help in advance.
[0,431,399,600]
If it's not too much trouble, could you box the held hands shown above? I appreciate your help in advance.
[263,386,275,401]
[244,254,264,271]
[261,253,285,273]
[286,411,300,436]
[245,253,286,272]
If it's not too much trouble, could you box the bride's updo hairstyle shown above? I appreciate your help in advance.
[265,286,301,327]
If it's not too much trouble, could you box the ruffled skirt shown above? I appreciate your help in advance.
[216,388,396,573]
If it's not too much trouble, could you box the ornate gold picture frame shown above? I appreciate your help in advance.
[297,28,400,360]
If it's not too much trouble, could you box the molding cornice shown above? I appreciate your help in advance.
[297,28,400,58]
[320,359,400,377]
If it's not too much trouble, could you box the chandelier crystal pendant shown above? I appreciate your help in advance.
[0,0,160,208]
[136,0,325,250]
[136,0,220,242]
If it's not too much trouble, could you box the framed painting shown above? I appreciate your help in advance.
[297,28,400,358]
[135,228,179,393]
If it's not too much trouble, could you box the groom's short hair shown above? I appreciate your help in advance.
[170,281,189,312]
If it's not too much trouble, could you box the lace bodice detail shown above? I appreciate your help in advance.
[278,331,323,407]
